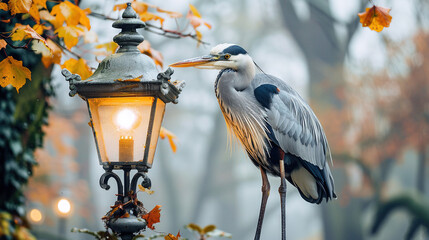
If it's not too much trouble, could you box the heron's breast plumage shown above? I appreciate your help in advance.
[215,69,270,169]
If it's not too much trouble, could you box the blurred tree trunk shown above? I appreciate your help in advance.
[278,0,365,239]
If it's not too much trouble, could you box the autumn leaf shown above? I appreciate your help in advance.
[55,25,83,49]
[202,225,216,234]
[41,39,62,68]
[113,1,154,15]
[0,2,8,11]
[186,223,203,234]
[137,41,163,67]
[62,58,92,80]
[95,41,118,55]
[31,39,51,56]
[142,205,161,230]
[0,56,31,93]
[29,3,41,23]
[50,1,90,30]
[39,9,55,22]
[165,231,181,240]
[358,5,392,32]
[138,184,154,195]
[8,0,32,15]
[187,4,211,30]
[140,11,164,25]
[33,23,51,35]
[159,127,177,152]
[11,24,48,47]
[0,39,6,50]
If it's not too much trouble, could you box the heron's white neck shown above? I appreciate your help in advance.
[234,54,255,90]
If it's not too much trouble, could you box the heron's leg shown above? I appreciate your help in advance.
[254,167,270,240]
[279,159,287,240]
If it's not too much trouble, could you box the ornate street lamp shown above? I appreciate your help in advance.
[61,3,184,239]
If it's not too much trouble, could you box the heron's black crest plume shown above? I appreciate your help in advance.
[222,45,247,55]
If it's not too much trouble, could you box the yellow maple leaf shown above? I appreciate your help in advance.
[0,56,31,93]
[159,127,177,153]
[8,0,32,15]
[41,39,62,68]
[33,23,50,35]
[95,41,118,55]
[55,25,83,49]
[29,3,41,23]
[11,24,48,49]
[62,58,92,80]
[0,39,6,50]
[50,1,90,30]
[140,11,164,25]
[0,2,8,11]
[33,0,46,8]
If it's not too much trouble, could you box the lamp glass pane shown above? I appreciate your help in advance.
[146,99,165,167]
[87,97,154,164]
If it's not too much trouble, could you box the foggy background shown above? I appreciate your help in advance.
[26,0,429,239]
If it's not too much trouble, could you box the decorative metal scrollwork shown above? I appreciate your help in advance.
[99,170,124,201]
[131,171,152,193]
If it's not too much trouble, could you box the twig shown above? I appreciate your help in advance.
[88,12,209,45]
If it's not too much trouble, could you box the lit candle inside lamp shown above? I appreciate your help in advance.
[115,108,140,162]
[119,136,134,162]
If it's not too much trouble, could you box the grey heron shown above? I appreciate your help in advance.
[171,44,336,240]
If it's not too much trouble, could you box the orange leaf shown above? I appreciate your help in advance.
[0,56,31,93]
[137,41,163,67]
[33,0,47,9]
[140,11,164,25]
[62,58,92,80]
[0,2,8,11]
[164,231,181,240]
[95,41,119,55]
[114,1,154,14]
[137,184,154,195]
[159,127,177,153]
[0,39,7,50]
[358,5,392,32]
[55,25,83,49]
[8,0,32,15]
[156,7,182,18]
[142,205,161,230]
[187,4,211,30]
[50,1,90,30]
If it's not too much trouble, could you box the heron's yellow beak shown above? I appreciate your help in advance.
[170,55,217,68]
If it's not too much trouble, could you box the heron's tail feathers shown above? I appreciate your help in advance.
[289,162,336,204]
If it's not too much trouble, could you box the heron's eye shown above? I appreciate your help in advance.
[224,54,231,60]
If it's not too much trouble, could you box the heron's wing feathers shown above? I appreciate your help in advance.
[252,74,331,170]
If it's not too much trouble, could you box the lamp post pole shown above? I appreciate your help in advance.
[61,3,184,239]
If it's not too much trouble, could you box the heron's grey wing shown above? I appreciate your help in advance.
[252,74,331,169]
